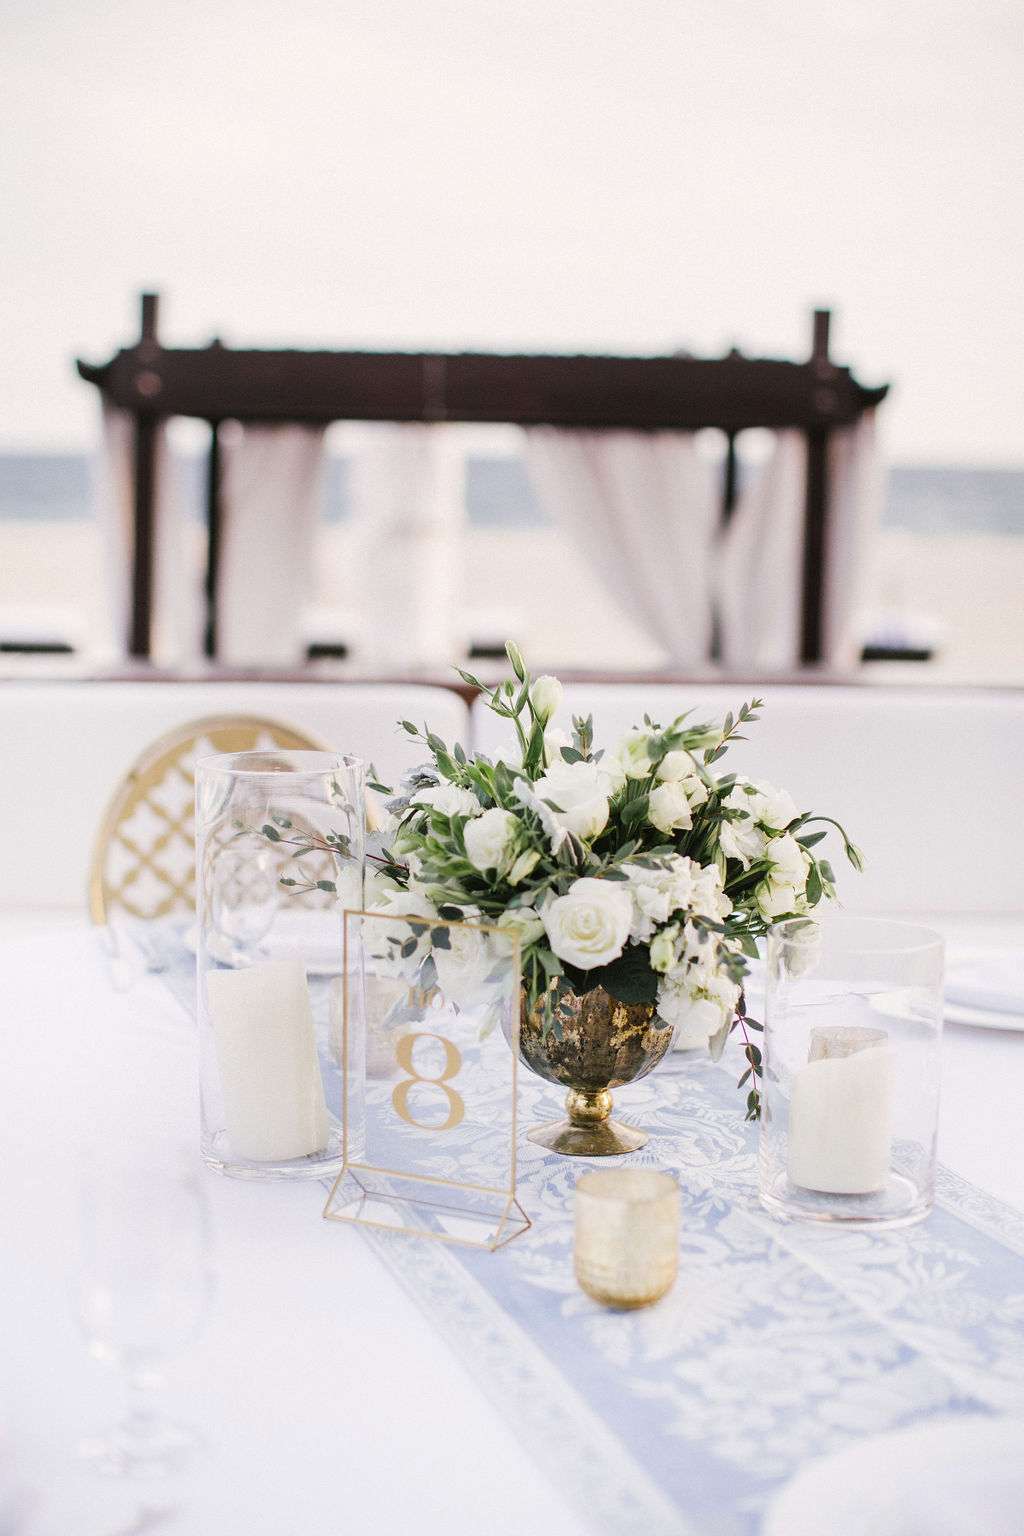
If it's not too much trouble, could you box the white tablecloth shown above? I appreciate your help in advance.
[1,923,1022,1536]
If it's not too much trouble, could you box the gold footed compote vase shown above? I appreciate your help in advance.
[512,983,673,1156]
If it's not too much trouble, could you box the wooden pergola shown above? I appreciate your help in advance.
[78,295,888,665]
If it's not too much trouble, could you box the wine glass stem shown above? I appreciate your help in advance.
[121,1366,164,1445]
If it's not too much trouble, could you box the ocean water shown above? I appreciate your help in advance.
[0,453,1022,534]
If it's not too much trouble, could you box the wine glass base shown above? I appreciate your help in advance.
[80,1420,201,1477]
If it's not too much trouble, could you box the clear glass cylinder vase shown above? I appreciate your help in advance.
[195,750,365,1180]
[758,914,944,1228]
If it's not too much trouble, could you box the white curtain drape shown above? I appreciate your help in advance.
[347,422,465,670]
[717,430,807,671]
[95,400,204,664]
[217,424,327,667]
[822,408,886,667]
[522,427,719,666]
[717,413,884,670]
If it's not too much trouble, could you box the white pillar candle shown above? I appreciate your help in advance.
[787,1025,893,1195]
[207,959,329,1162]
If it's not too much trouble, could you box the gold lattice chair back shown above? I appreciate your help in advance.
[89,715,326,924]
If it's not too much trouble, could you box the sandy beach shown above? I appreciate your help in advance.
[1,519,1022,684]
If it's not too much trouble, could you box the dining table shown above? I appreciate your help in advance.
[1,915,1023,1536]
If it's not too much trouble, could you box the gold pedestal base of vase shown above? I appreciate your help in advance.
[527,1086,648,1157]
[510,985,672,1158]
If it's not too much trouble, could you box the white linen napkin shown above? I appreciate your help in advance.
[944,953,1024,1016]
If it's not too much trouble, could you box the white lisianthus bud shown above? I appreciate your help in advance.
[541,877,633,970]
[531,674,563,726]
[649,927,678,973]
[656,750,697,782]
[656,750,708,809]
[363,867,402,908]
[647,779,694,834]
[755,782,800,832]
[412,781,480,819]
[615,728,654,779]
[754,831,811,920]
[683,775,709,810]
[391,820,425,857]
[505,639,527,679]
[507,848,542,885]
[718,785,767,869]
[765,831,808,883]
[756,881,806,921]
[496,906,546,947]
[463,807,519,873]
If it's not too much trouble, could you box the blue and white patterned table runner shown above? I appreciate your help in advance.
[361,1054,1024,1536]
[156,930,1024,1536]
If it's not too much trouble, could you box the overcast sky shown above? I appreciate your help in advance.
[2,0,1021,463]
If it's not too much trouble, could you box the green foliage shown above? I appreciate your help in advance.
[351,647,862,1122]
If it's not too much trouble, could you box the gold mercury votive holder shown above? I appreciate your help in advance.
[574,1169,680,1309]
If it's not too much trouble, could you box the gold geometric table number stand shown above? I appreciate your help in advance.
[324,912,531,1251]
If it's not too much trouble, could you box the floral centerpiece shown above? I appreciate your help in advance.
[367,644,862,1122]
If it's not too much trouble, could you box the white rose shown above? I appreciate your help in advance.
[463,807,519,873]
[541,877,633,970]
[531,674,563,725]
[533,759,610,843]
[647,779,694,834]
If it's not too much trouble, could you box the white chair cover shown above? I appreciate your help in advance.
[522,427,719,667]
[217,424,327,666]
